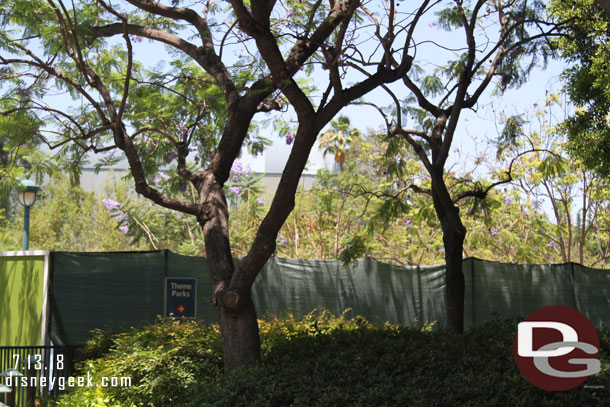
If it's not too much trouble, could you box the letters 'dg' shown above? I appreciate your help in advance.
[513,305,601,391]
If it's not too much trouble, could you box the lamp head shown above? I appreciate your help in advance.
[17,179,40,208]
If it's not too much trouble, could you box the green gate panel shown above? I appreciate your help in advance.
[0,255,46,346]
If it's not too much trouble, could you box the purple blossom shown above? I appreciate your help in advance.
[286,132,294,145]
[490,228,499,237]
[119,225,129,235]
[114,213,125,221]
[131,36,143,43]
[548,241,555,248]
[535,248,539,252]
[503,197,511,205]
[256,197,265,205]
[279,233,287,246]
[541,227,546,233]
[439,248,445,253]
[405,219,412,227]
[358,220,364,226]
[160,173,170,181]
[231,160,244,175]
[229,186,242,195]
[550,256,555,262]
[102,199,121,210]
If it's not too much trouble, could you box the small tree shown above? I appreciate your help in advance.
[357,0,571,332]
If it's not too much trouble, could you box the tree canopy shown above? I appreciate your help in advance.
[549,0,610,178]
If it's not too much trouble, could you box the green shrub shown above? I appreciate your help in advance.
[54,312,610,407]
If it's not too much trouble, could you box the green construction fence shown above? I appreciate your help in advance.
[1,250,609,347]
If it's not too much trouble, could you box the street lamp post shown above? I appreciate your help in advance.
[17,179,40,251]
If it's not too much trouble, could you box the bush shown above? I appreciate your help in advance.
[54,312,610,407]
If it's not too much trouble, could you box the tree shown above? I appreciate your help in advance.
[498,99,610,267]
[360,0,570,332]
[320,115,361,172]
[548,0,610,178]
[0,0,414,369]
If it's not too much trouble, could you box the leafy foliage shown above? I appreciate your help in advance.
[548,0,610,177]
[53,312,610,407]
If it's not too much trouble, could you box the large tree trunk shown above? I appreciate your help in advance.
[218,293,261,369]
[198,174,261,370]
[441,216,466,333]
[430,170,466,333]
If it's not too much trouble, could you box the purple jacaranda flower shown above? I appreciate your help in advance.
[535,248,539,252]
[490,228,499,236]
[541,227,546,233]
[550,256,555,262]
[439,248,445,253]
[358,220,364,226]
[286,132,294,145]
[256,198,265,205]
[114,213,125,221]
[154,174,161,184]
[231,160,243,175]
[503,197,511,205]
[229,186,242,195]
[160,173,170,181]
[102,199,121,210]
[405,219,412,227]
[119,225,129,235]
[548,241,555,247]
[279,233,287,246]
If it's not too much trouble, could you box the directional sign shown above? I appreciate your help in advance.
[164,278,197,318]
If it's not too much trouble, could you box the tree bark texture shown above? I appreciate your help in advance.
[430,168,466,333]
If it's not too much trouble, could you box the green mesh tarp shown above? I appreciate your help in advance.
[251,257,446,327]
[50,251,219,345]
[48,251,610,346]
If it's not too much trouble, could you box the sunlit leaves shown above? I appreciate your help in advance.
[549,0,610,177]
